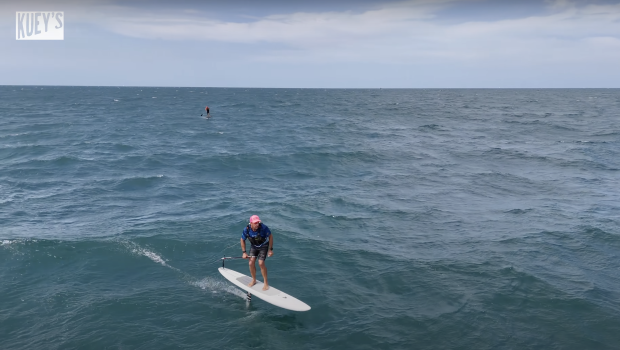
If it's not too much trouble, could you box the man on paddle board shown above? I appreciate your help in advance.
[241,215,274,290]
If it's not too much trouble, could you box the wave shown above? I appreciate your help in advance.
[419,124,446,131]
[0,132,30,139]
[2,155,87,171]
[504,208,533,215]
[113,175,165,191]
[190,277,246,298]
[0,144,49,162]
[119,240,245,299]
[52,155,82,166]
[580,226,620,245]
[501,118,581,131]
[1,239,20,246]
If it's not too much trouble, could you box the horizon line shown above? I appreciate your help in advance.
[3,84,619,89]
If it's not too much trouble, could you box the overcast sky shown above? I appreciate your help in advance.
[2,0,619,87]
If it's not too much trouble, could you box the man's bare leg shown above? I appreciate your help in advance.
[248,257,257,287]
[258,260,269,290]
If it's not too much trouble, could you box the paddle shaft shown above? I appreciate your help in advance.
[221,256,256,267]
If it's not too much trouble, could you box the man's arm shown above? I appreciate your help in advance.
[268,234,274,257]
[241,238,247,258]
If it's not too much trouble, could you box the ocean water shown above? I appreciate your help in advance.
[1,86,619,349]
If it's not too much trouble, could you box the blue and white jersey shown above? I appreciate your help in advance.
[241,224,271,248]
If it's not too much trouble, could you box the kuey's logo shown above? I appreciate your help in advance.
[16,12,64,40]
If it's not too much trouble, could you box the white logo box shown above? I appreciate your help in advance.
[16,11,64,40]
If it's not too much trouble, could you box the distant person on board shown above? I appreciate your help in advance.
[241,215,274,290]
[205,106,210,118]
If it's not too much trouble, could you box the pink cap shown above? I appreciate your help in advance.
[249,215,261,224]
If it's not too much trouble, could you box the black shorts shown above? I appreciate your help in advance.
[249,245,269,261]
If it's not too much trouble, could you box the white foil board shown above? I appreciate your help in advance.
[218,267,311,312]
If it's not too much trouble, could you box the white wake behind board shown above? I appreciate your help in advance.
[218,267,311,312]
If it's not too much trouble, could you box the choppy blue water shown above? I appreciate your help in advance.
[1,86,619,349]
